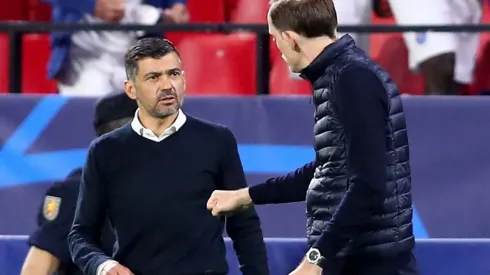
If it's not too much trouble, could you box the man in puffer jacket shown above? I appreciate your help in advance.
[207,0,420,274]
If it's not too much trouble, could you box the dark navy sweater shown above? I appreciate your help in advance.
[68,116,268,275]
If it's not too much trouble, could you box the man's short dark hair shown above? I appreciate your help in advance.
[95,117,133,137]
[124,37,181,81]
[269,0,337,38]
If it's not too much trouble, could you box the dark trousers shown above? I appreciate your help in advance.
[325,251,420,275]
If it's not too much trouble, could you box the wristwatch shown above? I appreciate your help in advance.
[306,247,327,268]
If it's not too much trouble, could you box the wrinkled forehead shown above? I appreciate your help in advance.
[136,53,182,75]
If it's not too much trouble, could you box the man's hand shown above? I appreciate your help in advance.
[288,260,322,275]
[206,188,252,216]
[162,3,190,23]
[105,263,134,275]
[95,0,126,22]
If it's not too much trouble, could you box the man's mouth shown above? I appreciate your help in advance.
[158,95,177,105]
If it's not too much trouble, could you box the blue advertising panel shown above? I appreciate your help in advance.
[0,95,489,239]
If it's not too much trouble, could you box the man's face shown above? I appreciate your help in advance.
[125,52,186,119]
[268,14,302,73]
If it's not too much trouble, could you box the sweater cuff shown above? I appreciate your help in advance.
[319,256,344,273]
[89,255,113,275]
[97,260,118,275]
[312,229,346,259]
[248,183,271,205]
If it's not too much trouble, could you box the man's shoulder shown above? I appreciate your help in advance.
[90,124,133,150]
[336,64,385,90]
[186,115,232,136]
[45,171,81,199]
[338,52,391,84]
[339,63,375,77]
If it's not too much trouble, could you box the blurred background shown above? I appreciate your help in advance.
[0,0,490,274]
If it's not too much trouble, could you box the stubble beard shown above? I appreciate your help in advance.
[151,101,181,119]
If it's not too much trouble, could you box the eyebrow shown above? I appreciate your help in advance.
[144,71,162,78]
[143,68,181,78]
[167,67,182,73]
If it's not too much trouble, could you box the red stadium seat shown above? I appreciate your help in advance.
[0,34,55,94]
[187,0,226,23]
[269,42,282,68]
[369,13,398,60]
[0,34,8,93]
[373,35,424,95]
[0,0,27,21]
[472,41,490,95]
[470,2,490,95]
[27,0,51,21]
[21,34,57,94]
[165,0,226,47]
[227,0,269,23]
[269,56,312,95]
[178,33,256,95]
[225,0,277,75]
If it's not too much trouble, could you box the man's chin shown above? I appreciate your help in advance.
[289,66,302,74]
[153,106,179,119]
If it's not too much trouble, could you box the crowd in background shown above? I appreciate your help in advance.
[0,0,489,96]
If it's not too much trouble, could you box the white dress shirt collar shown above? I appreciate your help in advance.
[131,108,187,142]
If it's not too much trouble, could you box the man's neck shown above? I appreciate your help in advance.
[299,36,336,70]
[138,110,179,137]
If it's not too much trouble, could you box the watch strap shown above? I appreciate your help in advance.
[317,256,328,269]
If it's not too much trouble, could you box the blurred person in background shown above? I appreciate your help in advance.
[333,0,482,95]
[388,0,482,95]
[42,0,190,97]
[332,0,372,52]
[20,92,138,275]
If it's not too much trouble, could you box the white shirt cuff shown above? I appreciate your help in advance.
[97,259,119,275]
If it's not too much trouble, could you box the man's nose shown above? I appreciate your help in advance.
[158,76,173,90]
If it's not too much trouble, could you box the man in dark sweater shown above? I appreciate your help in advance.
[21,92,136,275]
[207,0,420,275]
[68,37,268,275]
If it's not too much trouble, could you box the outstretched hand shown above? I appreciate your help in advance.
[206,188,252,216]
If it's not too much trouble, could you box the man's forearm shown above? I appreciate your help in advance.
[227,208,269,275]
[70,145,112,274]
[68,225,111,275]
[312,181,384,258]
[247,161,316,205]
[21,247,59,275]
[218,127,269,274]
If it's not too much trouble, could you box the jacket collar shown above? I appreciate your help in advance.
[300,34,356,83]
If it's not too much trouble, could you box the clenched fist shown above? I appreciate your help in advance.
[206,188,253,216]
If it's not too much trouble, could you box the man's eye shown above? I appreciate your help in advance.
[170,71,181,76]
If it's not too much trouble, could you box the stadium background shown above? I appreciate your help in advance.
[1,0,490,274]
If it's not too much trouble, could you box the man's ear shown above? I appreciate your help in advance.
[281,30,300,51]
[124,80,137,100]
[182,70,187,92]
